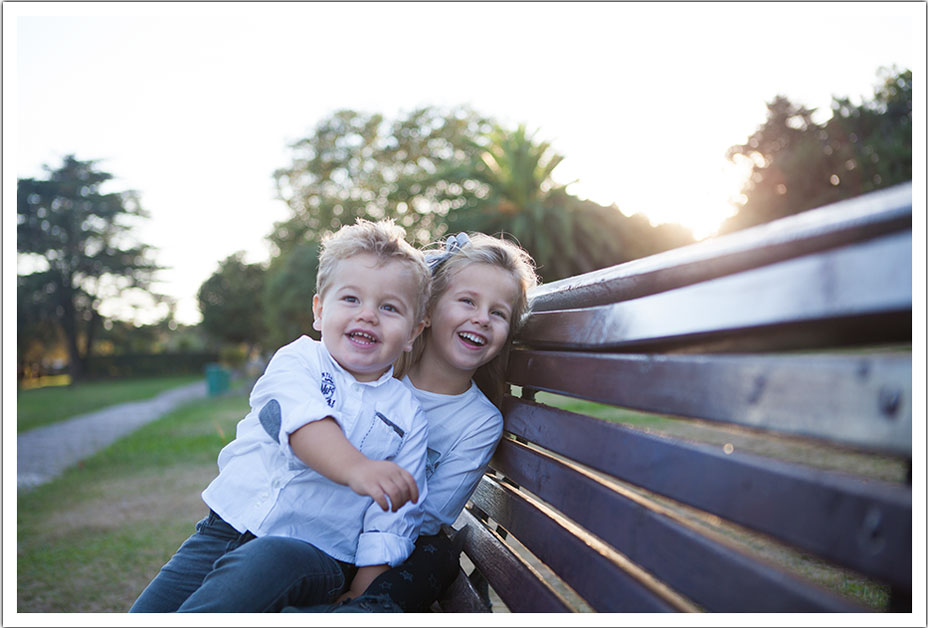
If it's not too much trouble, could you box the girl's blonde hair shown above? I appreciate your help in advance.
[395,232,538,408]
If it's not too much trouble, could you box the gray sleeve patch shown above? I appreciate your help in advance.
[259,399,282,443]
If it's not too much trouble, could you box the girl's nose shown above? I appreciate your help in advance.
[472,310,490,326]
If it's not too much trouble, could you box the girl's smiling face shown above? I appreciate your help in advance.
[422,262,520,378]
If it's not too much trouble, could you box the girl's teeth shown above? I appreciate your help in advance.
[459,332,486,346]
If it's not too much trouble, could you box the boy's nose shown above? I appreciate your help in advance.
[357,306,378,323]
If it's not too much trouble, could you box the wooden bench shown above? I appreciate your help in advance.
[437,182,914,613]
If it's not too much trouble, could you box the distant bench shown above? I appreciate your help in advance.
[438,183,913,612]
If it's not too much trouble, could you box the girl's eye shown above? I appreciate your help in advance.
[492,310,509,320]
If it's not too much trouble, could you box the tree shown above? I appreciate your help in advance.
[723,66,912,233]
[447,124,692,282]
[17,273,65,380]
[262,242,321,350]
[17,155,162,380]
[270,106,696,291]
[196,252,268,354]
[564,196,694,268]
[271,106,495,256]
[445,123,579,281]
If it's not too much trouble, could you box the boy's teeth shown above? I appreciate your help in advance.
[350,331,376,343]
[459,332,486,346]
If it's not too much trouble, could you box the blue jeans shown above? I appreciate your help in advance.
[130,510,352,612]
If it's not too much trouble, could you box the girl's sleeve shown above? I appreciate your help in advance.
[355,405,430,567]
[247,339,345,465]
[420,410,504,535]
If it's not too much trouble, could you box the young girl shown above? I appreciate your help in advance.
[287,231,538,612]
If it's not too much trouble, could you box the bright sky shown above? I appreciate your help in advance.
[5,1,923,326]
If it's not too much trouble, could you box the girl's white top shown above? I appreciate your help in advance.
[401,375,504,536]
[201,336,430,567]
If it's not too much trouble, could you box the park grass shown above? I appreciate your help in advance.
[17,391,248,613]
[16,375,202,433]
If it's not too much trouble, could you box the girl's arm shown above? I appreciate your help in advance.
[289,418,418,512]
[339,564,390,602]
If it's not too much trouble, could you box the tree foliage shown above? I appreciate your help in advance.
[251,105,698,354]
[445,123,581,281]
[446,123,693,282]
[723,67,912,233]
[17,273,65,379]
[17,155,162,379]
[271,106,495,255]
[262,242,321,350]
[197,252,267,352]
[272,108,694,289]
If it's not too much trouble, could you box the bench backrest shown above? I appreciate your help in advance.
[442,182,913,612]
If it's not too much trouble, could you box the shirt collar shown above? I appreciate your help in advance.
[318,340,396,387]
[401,374,476,399]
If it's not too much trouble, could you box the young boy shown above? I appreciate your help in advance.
[130,218,432,612]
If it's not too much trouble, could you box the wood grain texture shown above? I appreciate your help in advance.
[519,231,911,352]
[492,437,867,611]
[470,476,687,612]
[455,509,573,612]
[529,182,911,312]
[507,350,912,454]
[499,397,912,588]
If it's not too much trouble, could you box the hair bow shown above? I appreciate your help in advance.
[425,232,470,272]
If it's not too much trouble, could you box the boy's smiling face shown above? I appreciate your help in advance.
[312,253,425,382]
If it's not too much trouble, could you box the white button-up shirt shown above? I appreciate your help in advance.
[202,336,429,567]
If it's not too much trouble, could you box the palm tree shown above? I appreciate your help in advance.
[447,123,627,282]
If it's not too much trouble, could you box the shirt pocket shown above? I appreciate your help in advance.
[358,411,404,461]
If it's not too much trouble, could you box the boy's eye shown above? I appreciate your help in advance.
[342,295,359,303]
[459,297,475,305]
[381,303,399,313]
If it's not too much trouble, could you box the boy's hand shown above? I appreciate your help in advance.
[346,459,419,512]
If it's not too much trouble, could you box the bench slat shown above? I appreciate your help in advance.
[470,476,687,612]
[455,508,573,612]
[530,183,911,312]
[435,567,492,613]
[519,231,911,352]
[491,437,865,611]
[508,350,912,454]
[501,396,912,588]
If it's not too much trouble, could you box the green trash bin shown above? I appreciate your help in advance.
[205,363,230,397]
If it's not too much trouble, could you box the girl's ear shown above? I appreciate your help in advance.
[311,294,323,332]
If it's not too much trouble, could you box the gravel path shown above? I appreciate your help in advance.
[17,380,208,493]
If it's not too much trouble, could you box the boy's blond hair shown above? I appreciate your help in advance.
[395,232,538,407]
[317,218,432,322]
